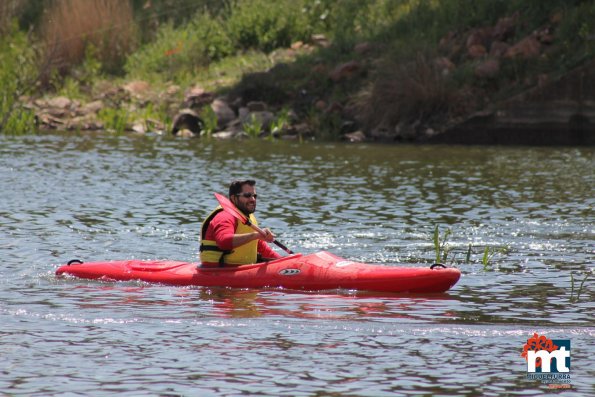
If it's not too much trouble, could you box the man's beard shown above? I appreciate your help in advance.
[235,201,255,216]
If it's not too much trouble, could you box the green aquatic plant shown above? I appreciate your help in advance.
[481,246,510,270]
[98,107,130,134]
[270,107,291,136]
[242,113,263,138]
[200,105,218,137]
[465,244,472,263]
[430,225,511,269]
[570,271,591,303]
[433,225,452,264]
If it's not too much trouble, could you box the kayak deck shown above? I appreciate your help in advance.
[55,251,461,293]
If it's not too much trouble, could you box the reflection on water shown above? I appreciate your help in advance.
[0,133,593,396]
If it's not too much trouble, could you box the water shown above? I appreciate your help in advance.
[1,133,593,396]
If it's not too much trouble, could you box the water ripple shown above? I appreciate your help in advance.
[1,134,593,395]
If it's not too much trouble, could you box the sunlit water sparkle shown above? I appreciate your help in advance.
[0,133,593,396]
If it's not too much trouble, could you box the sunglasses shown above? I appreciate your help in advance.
[236,193,258,199]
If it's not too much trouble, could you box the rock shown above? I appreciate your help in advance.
[37,113,65,129]
[216,129,249,140]
[184,85,214,108]
[550,11,563,25]
[489,41,510,58]
[439,31,456,49]
[21,97,35,110]
[66,114,103,131]
[492,13,518,41]
[434,57,456,75]
[211,99,236,127]
[176,128,196,138]
[97,85,130,104]
[505,35,541,59]
[475,59,500,79]
[42,96,77,118]
[185,85,206,98]
[466,27,492,48]
[122,81,150,98]
[246,101,267,112]
[424,127,438,138]
[146,118,165,133]
[47,96,72,109]
[467,44,487,58]
[314,100,327,111]
[311,34,330,48]
[223,118,243,132]
[329,60,361,82]
[536,27,555,44]
[287,122,312,137]
[340,120,358,135]
[240,110,275,130]
[370,124,394,140]
[343,130,366,143]
[439,31,463,57]
[33,98,48,108]
[212,131,235,140]
[131,121,146,134]
[45,107,68,118]
[312,63,327,75]
[171,109,204,135]
[279,134,300,141]
[79,100,104,115]
[325,102,343,114]
[166,85,180,96]
[354,42,373,55]
[238,107,249,121]
[394,121,420,140]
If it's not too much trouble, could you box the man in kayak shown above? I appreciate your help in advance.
[200,179,282,267]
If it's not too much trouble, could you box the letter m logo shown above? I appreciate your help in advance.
[527,341,571,373]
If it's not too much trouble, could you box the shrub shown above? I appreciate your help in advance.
[226,0,313,52]
[554,1,595,71]
[40,0,136,79]
[0,22,38,134]
[355,52,462,133]
[125,12,234,83]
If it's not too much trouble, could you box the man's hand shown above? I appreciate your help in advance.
[259,228,275,243]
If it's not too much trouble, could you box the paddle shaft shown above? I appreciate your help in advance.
[243,218,293,254]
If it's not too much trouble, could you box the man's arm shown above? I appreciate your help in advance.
[212,211,275,250]
[258,240,282,259]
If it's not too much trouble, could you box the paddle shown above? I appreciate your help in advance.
[214,192,294,254]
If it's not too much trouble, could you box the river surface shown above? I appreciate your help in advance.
[1,133,593,396]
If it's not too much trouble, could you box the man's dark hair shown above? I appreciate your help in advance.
[229,179,256,197]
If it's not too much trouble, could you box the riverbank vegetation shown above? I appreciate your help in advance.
[1,0,594,138]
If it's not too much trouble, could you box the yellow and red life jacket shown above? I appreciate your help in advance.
[200,206,259,266]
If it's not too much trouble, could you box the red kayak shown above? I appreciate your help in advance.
[55,251,460,293]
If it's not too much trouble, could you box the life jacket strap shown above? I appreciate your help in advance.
[199,244,233,267]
